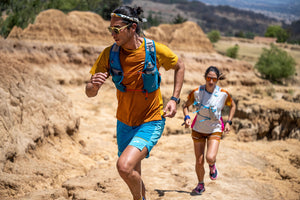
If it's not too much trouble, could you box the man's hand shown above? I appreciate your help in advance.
[91,72,108,86]
[86,72,108,97]
[163,100,177,118]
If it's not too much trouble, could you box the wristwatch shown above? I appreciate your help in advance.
[170,96,180,104]
[226,120,232,125]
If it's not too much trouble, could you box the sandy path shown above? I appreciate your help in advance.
[60,84,299,200]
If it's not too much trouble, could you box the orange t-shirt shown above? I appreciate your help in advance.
[90,39,178,126]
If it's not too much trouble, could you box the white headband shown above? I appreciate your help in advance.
[111,13,147,23]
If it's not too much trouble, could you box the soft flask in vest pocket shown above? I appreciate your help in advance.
[111,67,126,92]
[142,61,161,93]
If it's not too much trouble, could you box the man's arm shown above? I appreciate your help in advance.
[163,58,185,118]
[85,72,108,97]
[172,58,185,99]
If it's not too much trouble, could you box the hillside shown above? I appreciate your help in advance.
[129,0,281,36]
[198,0,300,23]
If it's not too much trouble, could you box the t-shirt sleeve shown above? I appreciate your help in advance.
[221,89,233,106]
[89,46,112,75]
[186,88,198,106]
[155,42,178,71]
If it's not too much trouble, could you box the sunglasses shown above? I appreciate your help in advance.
[206,77,218,82]
[108,24,130,34]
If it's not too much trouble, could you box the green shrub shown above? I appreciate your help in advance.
[226,44,239,58]
[255,44,296,82]
[172,13,187,24]
[265,25,289,43]
[288,89,294,95]
[207,30,220,43]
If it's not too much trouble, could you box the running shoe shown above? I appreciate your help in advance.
[209,164,218,180]
[191,182,205,195]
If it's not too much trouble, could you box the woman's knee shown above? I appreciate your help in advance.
[206,154,216,164]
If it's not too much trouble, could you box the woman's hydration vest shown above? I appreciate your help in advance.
[109,38,161,94]
[192,85,228,133]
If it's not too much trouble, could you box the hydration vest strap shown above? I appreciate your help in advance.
[109,38,159,94]
[144,38,156,71]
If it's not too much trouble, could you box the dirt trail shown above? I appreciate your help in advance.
[58,84,300,200]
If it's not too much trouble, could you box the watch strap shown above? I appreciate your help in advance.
[170,96,180,104]
[226,120,232,125]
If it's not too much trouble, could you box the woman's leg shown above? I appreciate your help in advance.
[206,139,220,166]
[206,138,220,180]
[194,140,206,182]
[117,146,148,200]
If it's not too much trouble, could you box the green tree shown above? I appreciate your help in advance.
[207,30,220,43]
[0,0,41,37]
[226,44,239,58]
[255,44,296,82]
[265,25,289,43]
[245,31,255,39]
[0,0,10,11]
[172,13,187,24]
[235,30,244,38]
[146,12,161,27]
[101,0,122,20]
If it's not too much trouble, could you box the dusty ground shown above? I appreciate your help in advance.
[55,84,300,200]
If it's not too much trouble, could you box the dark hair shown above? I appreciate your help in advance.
[204,66,226,80]
[112,6,144,36]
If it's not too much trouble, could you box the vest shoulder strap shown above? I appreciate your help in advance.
[143,38,156,71]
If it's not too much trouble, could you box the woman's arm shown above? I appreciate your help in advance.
[182,97,194,128]
[224,99,236,133]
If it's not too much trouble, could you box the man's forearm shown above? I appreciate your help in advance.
[173,58,185,98]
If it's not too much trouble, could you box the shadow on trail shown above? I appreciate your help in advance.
[154,189,194,197]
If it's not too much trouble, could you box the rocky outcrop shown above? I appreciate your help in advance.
[234,99,300,142]
[0,52,80,171]
[145,21,215,53]
[8,9,113,45]
[8,9,214,53]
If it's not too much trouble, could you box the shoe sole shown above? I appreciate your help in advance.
[191,189,205,195]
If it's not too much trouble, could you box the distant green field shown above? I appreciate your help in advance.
[214,38,300,69]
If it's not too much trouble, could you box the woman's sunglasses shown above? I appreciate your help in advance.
[206,77,218,82]
[108,24,130,34]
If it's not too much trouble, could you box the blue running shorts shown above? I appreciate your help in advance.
[116,118,166,158]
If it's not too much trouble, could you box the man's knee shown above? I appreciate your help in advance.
[117,159,132,178]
